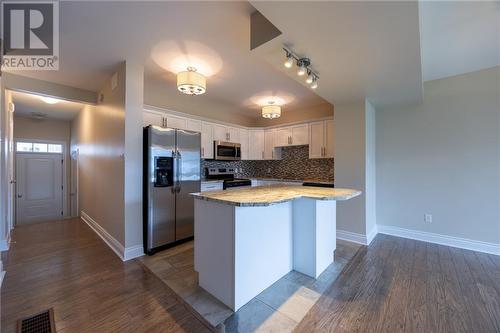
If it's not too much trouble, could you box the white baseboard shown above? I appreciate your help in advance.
[0,233,11,252]
[377,225,500,256]
[80,211,144,261]
[124,245,145,261]
[337,229,369,245]
[366,225,378,245]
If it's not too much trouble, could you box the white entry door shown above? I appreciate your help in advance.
[16,153,63,225]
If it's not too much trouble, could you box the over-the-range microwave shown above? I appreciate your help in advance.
[214,141,241,161]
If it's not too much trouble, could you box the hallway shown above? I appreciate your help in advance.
[0,218,211,333]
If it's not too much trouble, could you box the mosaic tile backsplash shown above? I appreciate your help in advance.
[202,145,334,182]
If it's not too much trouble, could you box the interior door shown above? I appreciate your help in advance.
[16,153,63,225]
[175,129,201,241]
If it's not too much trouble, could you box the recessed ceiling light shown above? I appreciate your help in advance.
[40,96,60,104]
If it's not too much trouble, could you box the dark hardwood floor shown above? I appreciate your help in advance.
[295,234,500,333]
[3,220,499,333]
[1,218,211,333]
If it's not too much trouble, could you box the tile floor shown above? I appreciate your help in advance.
[138,239,361,332]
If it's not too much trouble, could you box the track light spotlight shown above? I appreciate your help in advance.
[311,79,318,89]
[306,71,314,84]
[284,52,294,69]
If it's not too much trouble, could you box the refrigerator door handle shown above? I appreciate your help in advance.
[176,149,182,193]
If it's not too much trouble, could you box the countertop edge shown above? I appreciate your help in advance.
[191,189,361,207]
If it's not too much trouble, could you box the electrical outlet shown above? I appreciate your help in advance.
[424,214,433,223]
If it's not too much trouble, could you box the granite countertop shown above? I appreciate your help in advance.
[191,185,361,207]
[201,179,224,183]
[251,177,334,184]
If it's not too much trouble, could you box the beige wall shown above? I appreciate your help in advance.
[14,115,70,142]
[376,67,500,244]
[3,73,97,104]
[14,115,72,217]
[71,66,126,246]
[123,62,144,249]
[335,103,365,234]
[334,101,375,238]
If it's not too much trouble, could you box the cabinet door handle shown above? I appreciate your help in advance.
[201,147,204,157]
[290,136,293,145]
[272,150,274,159]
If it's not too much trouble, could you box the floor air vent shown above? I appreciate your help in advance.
[17,308,55,333]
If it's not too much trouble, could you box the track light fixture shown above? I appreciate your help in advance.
[282,48,319,90]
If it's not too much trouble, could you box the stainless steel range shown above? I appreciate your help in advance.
[205,168,251,190]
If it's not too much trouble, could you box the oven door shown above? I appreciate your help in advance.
[214,141,241,161]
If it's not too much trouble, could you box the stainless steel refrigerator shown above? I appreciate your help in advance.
[143,125,201,255]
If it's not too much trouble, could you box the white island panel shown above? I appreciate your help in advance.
[234,203,293,310]
[194,200,235,308]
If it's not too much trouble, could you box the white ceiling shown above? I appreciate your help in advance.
[419,1,500,82]
[7,1,328,119]
[11,91,85,121]
[250,1,424,108]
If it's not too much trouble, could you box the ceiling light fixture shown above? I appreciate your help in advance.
[177,66,206,95]
[262,101,281,119]
[282,48,319,90]
[40,96,60,104]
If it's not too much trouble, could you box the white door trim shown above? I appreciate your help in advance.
[14,138,68,221]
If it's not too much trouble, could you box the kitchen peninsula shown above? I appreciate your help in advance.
[192,185,361,311]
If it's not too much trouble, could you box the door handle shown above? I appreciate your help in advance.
[17,194,22,198]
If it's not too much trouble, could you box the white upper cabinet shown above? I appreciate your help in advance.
[325,119,334,158]
[143,110,164,127]
[165,114,188,130]
[201,122,214,159]
[291,124,309,145]
[213,124,240,142]
[275,127,292,147]
[143,108,331,160]
[213,124,228,141]
[228,127,240,143]
[239,128,249,160]
[309,120,334,159]
[264,129,280,160]
[186,119,202,132]
[275,124,309,147]
[248,130,265,160]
